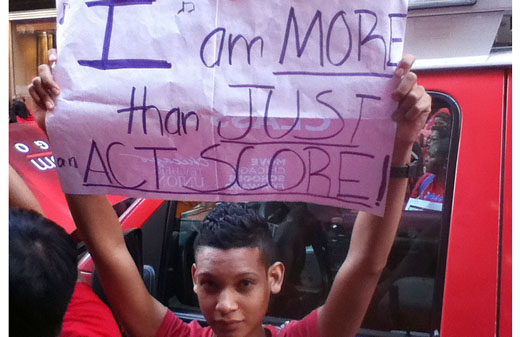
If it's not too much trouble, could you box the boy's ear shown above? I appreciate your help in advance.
[191,263,198,294]
[268,262,285,294]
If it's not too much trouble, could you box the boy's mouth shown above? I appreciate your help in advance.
[214,319,243,332]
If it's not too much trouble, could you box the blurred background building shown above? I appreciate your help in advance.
[8,0,511,110]
[9,0,56,105]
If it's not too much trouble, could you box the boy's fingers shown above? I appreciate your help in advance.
[38,64,60,96]
[28,84,41,104]
[404,87,430,121]
[392,71,417,101]
[399,85,425,118]
[28,84,49,113]
[32,77,55,110]
[392,84,430,122]
[397,94,431,129]
[394,54,415,78]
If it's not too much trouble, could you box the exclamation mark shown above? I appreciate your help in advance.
[376,155,390,207]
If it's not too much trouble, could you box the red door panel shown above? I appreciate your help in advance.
[499,69,512,337]
[417,70,504,337]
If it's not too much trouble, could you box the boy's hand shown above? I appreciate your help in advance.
[391,54,431,163]
[27,50,60,135]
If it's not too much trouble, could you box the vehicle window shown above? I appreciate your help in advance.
[493,12,512,48]
[112,198,137,217]
[161,92,459,335]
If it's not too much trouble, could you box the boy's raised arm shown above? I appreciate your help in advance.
[66,194,168,337]
[29,66,168,337]
[317,55,432,337]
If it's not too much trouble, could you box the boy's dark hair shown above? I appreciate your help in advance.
[9,207,78,337]
[194,203,276,267]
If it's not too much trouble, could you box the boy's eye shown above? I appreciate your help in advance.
[239,279,254,289]
[200,280,217,290]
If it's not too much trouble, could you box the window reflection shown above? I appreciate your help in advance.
[406,107,452,212]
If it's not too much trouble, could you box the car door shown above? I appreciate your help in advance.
[417,68,508,337]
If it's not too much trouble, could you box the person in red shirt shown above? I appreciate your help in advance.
[9,165,121,337]
[61,281,122,337]
[29,54,431,337]
[153,203,321,337]
[411,126,449,206]
[418,108,451,163]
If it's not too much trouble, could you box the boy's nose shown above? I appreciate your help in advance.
[215,289,239,314]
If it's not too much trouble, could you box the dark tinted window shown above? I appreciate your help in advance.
[112,198,137,217]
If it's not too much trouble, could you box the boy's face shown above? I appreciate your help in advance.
[192,247,284,337]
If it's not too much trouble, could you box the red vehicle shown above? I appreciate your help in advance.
[8,0,511,336]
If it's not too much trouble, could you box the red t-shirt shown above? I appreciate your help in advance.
[60,282,122,337]
[411,173,445,203]
[155,309,321,337]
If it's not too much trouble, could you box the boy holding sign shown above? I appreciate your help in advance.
[29,54,431,337]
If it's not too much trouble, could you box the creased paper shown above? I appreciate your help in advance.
[49,0,409,216]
